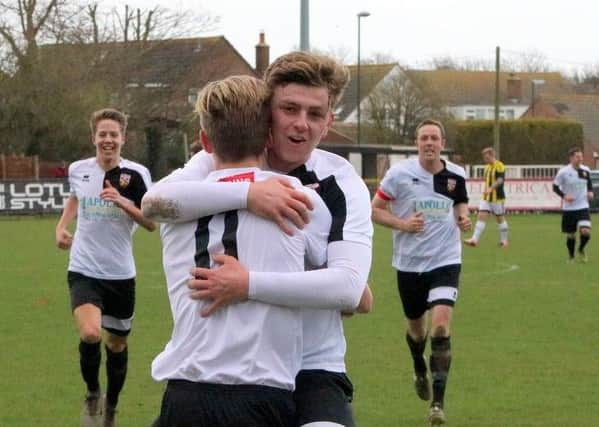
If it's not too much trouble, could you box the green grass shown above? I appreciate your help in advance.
[1,214,598,426]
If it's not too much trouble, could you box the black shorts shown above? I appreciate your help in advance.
[294,369,355,427]
[157,380,295,427]
[67,271,135,336]
[561,208,591,233]
[396,264,461,320]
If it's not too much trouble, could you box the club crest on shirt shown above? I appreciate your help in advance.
[447,178,456,192]
[119,173,131,188]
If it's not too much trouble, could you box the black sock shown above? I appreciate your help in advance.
[106,346,128,408]
[567,237,576,258]
[579,234,590,253]
[406,333,427,375]
[429,336,451,407]
[79,341,101,393]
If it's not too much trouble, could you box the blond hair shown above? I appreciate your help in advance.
[89,108,128,135]
[263,51,350,108]
[195,75,270,162]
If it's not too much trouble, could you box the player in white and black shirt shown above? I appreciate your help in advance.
[372,119,470,426]
[553,146,594,262]
[55,108,155,427]
[143,52,373,427]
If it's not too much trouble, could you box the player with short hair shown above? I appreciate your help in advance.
[152,75,332,427]
[553,146,594,262]
[142,51,373,427]
[55,108,155,427]
[371,119,470,425]
[464,147,509,247]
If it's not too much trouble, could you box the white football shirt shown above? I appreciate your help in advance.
[286,149,373,373]
[553,164,592,211]
[377,158,468,273]
[67,157,152,279]
[150,149,373,374]
[152,168,331,390]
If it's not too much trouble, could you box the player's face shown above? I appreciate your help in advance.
[267,83,333,172]
[570,151,583,167]
[482,151,495,164]
[93,119,124,163]
[415,124,445,162]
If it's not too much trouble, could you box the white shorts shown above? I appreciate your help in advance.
[478,200,505,216]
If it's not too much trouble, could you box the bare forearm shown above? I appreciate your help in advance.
[142,181,249,223]
[120,202,156,231]
[371,207,406,231]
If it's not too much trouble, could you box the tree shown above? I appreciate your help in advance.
[363,67,450,145]
[0,1,218,166]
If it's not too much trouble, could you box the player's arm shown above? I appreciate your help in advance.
[141,151,311,234]
[371,193,424,233]
[452,174,471,231]
[187,181,373,315]
[586,172,594,200]
[101,180,156,231]
[189,240,371,316]
[142,178,312,235]
[55,195,78,250]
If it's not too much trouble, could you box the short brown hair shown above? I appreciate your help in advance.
[481,147,495,156]
[568,146,582,157]
[90,108,127,135]
[263,51,350,108]
[195,75,270,163]
[414,119,446,139]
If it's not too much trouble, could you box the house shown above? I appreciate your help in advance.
[39,34,272,128]
[334,65,574,130]
[523,94,599,168]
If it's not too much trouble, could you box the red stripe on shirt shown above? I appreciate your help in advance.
[376,188,393,201]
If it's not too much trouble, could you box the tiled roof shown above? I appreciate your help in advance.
[407,69,572,106]
[335,63,397,121]
[541,93,599,152]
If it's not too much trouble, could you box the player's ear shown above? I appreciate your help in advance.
[200,130,213,153]
[320,111,334,140]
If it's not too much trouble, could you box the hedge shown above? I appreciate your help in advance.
[450,119,583,164]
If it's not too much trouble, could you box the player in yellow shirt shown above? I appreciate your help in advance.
[464,147,509,247]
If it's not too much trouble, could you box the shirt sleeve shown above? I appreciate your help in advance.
[301,188,332,267]
[141,151,249,223]
[495,161,505,179]
[377,166,398,201]
[248,240,371,310]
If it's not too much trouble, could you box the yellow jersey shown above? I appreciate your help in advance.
[483,160,505,202]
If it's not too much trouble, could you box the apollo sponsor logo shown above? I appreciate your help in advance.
[413,198,452,221]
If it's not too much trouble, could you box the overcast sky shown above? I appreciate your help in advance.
[103,0,599,73]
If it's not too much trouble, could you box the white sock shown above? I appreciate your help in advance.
[471,221,486,242]
[498,220,508,243]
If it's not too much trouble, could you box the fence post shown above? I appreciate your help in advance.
[0,153,5,180]
[33,155,39,180]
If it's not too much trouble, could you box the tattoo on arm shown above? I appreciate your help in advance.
[141,196,181,220]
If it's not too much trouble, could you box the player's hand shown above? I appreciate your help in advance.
[457,215,471,232]
[55,228,73,250]
[404,212,425,233]
[247,178,313,236]
[100,180,125,207]
[188,254,249,317]
[564,194,575,202]
[484,188,493,196]
[588,191,594,201]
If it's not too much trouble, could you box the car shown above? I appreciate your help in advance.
[591,170,599,211]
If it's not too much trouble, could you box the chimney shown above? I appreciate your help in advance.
[255,32,270,78]
[506,73,522,103]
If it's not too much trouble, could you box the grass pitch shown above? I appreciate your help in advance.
[0,214,597,426]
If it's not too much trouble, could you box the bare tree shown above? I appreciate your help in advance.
[364,68,449,145]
